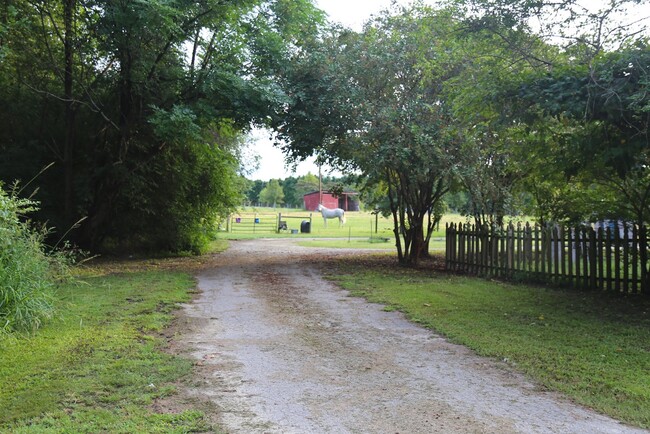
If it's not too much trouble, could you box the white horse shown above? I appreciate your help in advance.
[317,204,346,227]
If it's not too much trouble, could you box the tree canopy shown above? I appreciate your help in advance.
[2,0,648,264]
[272,0,649,265]
[275,6,468,265]
[0,0,324,253]
[258,179,285,207]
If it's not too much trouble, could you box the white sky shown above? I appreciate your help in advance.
[247,0,649,181]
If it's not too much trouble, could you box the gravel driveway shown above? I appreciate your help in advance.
[173,239,647,433]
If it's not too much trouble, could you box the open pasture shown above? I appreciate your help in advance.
[227,208,395,239]
[226,207,470,242]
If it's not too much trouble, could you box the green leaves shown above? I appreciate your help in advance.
[258,179,285,207]
[1,0,326,254]
[149,105,202,146]
[276,6,464,264]
[511,41,650,224]
[0,187,58,335]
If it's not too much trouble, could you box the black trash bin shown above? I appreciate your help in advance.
[300,220,311,234]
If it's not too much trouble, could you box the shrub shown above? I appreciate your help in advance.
[0,186,58,334]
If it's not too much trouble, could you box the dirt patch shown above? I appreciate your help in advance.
[167,239,647,433]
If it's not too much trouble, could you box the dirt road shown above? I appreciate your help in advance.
[174,239,646,433]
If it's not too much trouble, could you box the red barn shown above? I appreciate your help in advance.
[303,191,360,212]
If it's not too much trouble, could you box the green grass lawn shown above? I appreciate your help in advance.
[298,237,447,251]
[226,208,397,239]
[0,261,212,433]
[325,255,650,429]
[7,232,646,430]
[223,208,471,241]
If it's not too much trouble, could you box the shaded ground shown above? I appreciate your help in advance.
[168,239,647,433]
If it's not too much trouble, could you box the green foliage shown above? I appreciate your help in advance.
[0,186,57,335]
[258,179,285,207]
[280,173,320,207]
[279,176,300,207]
[108,114,245,255]
[515,42,650,225]
[245,179,266,206]
[276,6,462,265]
[329,258,650,428]
[524,43,649,170]
[433,1,650,230]
[0,267,208,432]
[0,0,324,255]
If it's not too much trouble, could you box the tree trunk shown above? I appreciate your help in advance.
[409,225,424,266]
[637,216,649,296]
[63,0,76,227]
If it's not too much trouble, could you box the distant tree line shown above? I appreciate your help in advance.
[242,173,357,208]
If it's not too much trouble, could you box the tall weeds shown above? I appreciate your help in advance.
[0,186,60,334]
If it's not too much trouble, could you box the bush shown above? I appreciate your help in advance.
[0,186,58,334]
[99,111,243,255]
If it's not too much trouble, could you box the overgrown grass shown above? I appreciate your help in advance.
[327,256,650,429]
[0,266,210,432]
[0,187,60,334]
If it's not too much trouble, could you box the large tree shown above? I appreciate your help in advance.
[0,0,324,253]
[276,6,462,265]
[441,0,649,227]
[519,42,650,223]
[258,179,285,207]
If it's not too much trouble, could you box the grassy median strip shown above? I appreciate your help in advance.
[0,266,209,433]
[327,256,650,429]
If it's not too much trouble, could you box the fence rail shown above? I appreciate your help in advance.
[228,213,313,234]
[445,222,649,294]
[229,215,278,233]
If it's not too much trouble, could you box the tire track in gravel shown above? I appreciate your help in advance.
[175,239,648,434]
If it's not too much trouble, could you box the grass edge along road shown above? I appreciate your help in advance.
[0,246,230,433]
[3,237,649,431]
[326,255,650,430]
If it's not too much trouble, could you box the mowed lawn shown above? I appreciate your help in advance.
[225,208,469,242]
[325,255,650,429]
[0,256,220,433]
[5,216,648,431]
[223,211,650,429]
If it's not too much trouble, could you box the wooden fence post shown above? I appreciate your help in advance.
[614,225,621,292]
[558,226,563,284]
[445,223,449,268]
[534,225,540,279]
[640,225,648,295]
[552,226,559,284]
[606,227,612,291]
[573,227,582,288]
[492,224,499,278]
[567,226,574,288]
[622,222,630,294]
[582,227,589,289]
[444,221,648,294]
[597,227,604,290]
[589,227,597,290]
[632,224,638,294]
